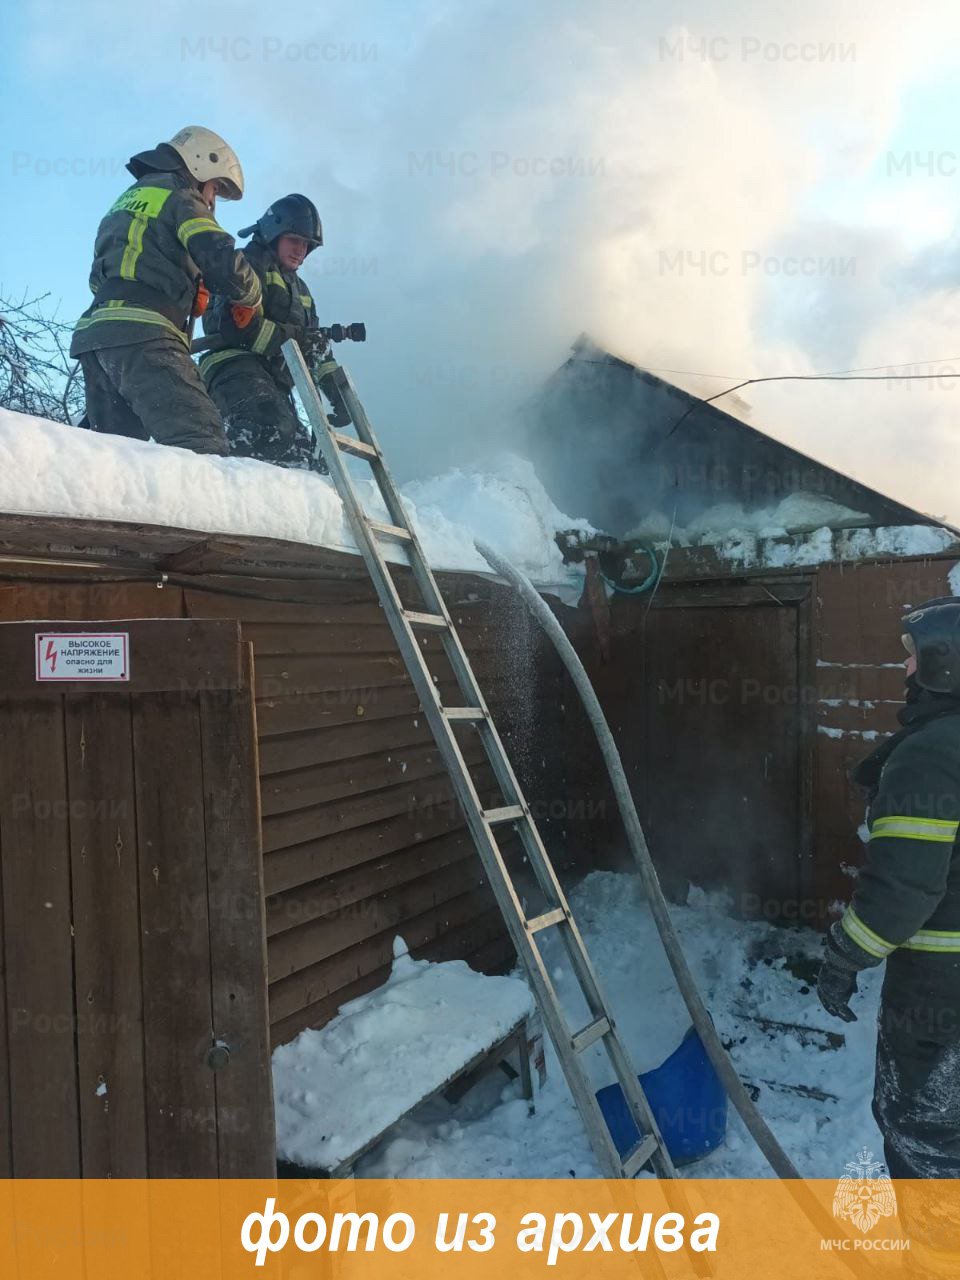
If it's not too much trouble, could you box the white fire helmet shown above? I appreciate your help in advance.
[166,126,245,200]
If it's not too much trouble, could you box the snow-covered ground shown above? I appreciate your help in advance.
[0,410,593,592]
[274,871,883,1180]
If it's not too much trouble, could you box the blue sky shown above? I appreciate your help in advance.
[0,3,380,322]
[3,1,960,514]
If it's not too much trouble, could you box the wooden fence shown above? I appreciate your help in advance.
[0,619,274,1176]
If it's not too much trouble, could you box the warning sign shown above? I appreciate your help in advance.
[35,632,130,682]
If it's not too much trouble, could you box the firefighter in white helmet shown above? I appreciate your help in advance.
[70,126,261,454]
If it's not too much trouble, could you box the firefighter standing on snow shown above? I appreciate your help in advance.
[70,126,262,455]
[197,194,330,469]
[817,598,960,1180]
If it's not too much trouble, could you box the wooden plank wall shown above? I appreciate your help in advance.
[0,567,575,1048]
[183,574,571,1046]
[812,555,956,918]
[0,619,274,1176]
[565,553,960,930]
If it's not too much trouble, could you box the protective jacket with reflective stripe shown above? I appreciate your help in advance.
[836,710,960,968]
[71,168,261,356]
[198,237,317,390]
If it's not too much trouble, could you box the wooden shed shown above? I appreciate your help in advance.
[528,339,960,929]
[0,509,585,1176]
[2,423,954,1175]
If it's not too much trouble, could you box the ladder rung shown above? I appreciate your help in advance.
[483,805,525,825]
[571,1016,611,1053]
[403,610,448,631]
[333,431,378,460]
[526,907,566,934]
[280,341,672,1188]
[368,519,412,543]
[621,1133,660,1179]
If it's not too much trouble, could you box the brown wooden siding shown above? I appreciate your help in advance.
[182,576,570,1047]
[811,556,957,916]
[571,551,960,929]
[0,564,573,1047]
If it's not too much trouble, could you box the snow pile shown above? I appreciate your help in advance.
[628,493,869,546]
[746,522,957,570]
[404,455,594,586]
[626,491,956,570]
[0,410,592,590]
[345,873,882,1180]
[272,936,534,1170]
[949,562,960,596]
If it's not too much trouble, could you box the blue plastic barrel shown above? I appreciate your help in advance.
[595,1025,728,1166]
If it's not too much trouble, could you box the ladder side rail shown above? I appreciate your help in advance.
[284,341,677,1187]
[510,813,679,1175]
[604,1034,677,1179]
[332,366,456,622]
[286,340,564,930]
[509,932,629,1179]
[332,358,549,822]
[284,342,415,611]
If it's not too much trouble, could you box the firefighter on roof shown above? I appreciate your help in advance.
[817,597,960,1182]
[70,126,261,455]
[197,193,329,470]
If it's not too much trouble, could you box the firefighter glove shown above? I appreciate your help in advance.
[191,283,210,318]
[816,949,859,1023]
[231,302,261,329]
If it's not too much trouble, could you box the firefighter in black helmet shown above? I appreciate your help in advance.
[198,193,332,469]
[817,598,960,1190]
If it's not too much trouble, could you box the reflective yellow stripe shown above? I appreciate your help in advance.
[904,930,960,952]
[177,216,223,248]
[120,213,148,280]
[870,815,960,843]
[251,318,276,355]
[198,348,245,377]
[108,186,174,281]
[76,303,188,346]
[264,271,288,290]
[299,293,312,308]
[841,907,896,959]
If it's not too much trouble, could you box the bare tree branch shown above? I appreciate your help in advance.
[0,288,85,424]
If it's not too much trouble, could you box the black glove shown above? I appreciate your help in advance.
[816,949,859,1023]
[315,358,351,428]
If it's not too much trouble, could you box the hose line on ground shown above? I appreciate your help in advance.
[475,538,798,1175]
[475,541,878,1272]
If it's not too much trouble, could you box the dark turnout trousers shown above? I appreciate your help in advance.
[874,952,960,1180]
[205,353,323,470]
[79,336,228,455]
[873,954,960,1275]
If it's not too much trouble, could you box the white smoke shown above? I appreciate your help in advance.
[22,0,960,518]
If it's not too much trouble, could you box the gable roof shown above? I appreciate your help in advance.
[525,335,939,538]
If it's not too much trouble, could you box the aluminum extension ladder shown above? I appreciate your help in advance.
[282,340,677,1182]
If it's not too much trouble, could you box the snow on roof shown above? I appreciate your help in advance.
[0,409,593,592]
[625,493,959,570]
[272,938,534,1170]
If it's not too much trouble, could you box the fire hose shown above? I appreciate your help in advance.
[475,540,876,1271]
